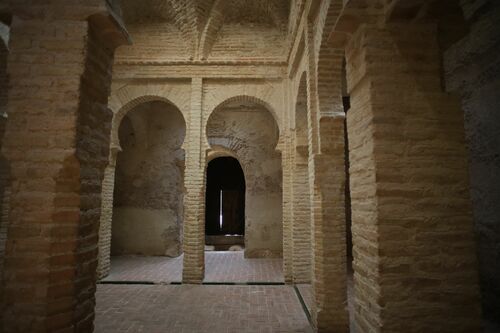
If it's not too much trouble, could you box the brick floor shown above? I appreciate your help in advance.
[94,284,313,333]
[204,251,283,283]
[102,251,283,283]
[296,270,355,328]
[103,255,183,283]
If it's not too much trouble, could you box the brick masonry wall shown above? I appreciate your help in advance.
[304,19,349,332]
[0,33,9,281]
[346,22,482,332]
[98,82,192,278]
[96,161,116,279]
[73,24,115,331]
[281,128,294,283]
[209,24,287,62]
[115,23,189,62]
[291,73,311,283]
[0,10,115,330]
[182,78,205,283]
[444,0,500,322]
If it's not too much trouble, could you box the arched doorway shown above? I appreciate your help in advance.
[111,100,186,258]
[205,97,282,258]
[205,157,245,250]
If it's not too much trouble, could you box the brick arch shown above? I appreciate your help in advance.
[316,0,345,118]
[206,95,281,151]
[206,146,240,164]
[315,0,378,118]
[110,95,186,150]
[293,71,308,130]
[205,95,282,148]
[98,94,186,279]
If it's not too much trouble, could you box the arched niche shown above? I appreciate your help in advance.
[111,100,186,257]
[205,97,282,258]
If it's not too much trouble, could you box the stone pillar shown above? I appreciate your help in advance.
[0,5,127,332]
[345,23,482,332]
[182,78,205,283]
[97,146,120,279]
[305,22,349,332]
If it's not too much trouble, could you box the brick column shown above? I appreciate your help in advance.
[0,8,126,332]
[291,140,312,283]
[0,36,9,280]
[182,78,205,283]
[305,22,349,332]
[281,130,294,284]
[97,146,120,279]
[346,23,482,332]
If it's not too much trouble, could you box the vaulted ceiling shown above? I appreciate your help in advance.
[119,0,292,60]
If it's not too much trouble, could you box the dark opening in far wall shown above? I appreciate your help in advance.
[205,157,246,243]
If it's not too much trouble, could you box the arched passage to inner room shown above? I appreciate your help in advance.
[203,96,284,283]
[205,156,246,250]
[101,99,187,283]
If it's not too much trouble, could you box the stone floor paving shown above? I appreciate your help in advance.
[94,284,313,333]
[102,251,283,283]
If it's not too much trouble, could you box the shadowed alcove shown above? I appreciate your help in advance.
[205,156,246,250]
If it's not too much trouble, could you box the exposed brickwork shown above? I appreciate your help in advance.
[101,252,283,284]
[0,11,116,332]
[96,160,117,279]
[0,1,490,332]
[444,0,500,322]
[115,23,190,62]
[0,30,9,281]
[95,284,311,333]
[346,22,482,332]
[281,128,294,284]
[305,20,349,332]
[182,77,205,283]
[73,24,115,331]
[206,99,283,258]
[291,73,311,284]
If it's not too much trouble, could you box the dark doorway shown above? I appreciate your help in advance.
[205,157,245,249]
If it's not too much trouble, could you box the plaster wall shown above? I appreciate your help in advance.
[207,102,283,257]
[112,101,186,257]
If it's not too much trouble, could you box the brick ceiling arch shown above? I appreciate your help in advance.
[206,95,281,151]
[111,95,185,149]
[120,0,291,60]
